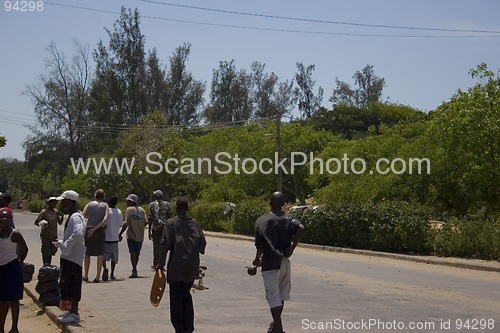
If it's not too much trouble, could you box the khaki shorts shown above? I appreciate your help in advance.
[261,257,291,308]
[103,241,119,263]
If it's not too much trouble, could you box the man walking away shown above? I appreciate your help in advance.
[252,191,305,333]
[148,190,172,269]
[102,196,122,281]
[157,197,206,333]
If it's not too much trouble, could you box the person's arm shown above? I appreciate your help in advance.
[156,224,169,270]
[34,210,44,226]
[148,203,153,240]
[118,209,129,241]
[252,248,263,267]
[82,203,89,218]
[285,223,305,257]
[56,209,64,225]
[12,230,28,262]
[88,203,109,237]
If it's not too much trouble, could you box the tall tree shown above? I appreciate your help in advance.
[204,60,252,123]
[164,43,205,125]
[428,63,500,215]
[251,62,279,119]
[330,64,385,108]
[91,6,148,126]
[294,63,323,118]
[23,40,91,161]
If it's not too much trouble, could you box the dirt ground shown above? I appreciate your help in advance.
[3,291,60,333]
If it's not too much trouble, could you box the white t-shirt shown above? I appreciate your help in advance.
[105,207,123,242]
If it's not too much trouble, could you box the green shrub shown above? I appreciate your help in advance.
[190,201,230,232]
[29,200,46,213]
[301,201,432,254]
[432,214,499,260]
[231,198,268,235]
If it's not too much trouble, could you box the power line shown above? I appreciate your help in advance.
[139,0,500,35]
[43,2,500,38]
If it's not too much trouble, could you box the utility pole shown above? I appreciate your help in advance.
[276,113,282,192]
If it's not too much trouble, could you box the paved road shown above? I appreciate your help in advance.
[14,212,500,333]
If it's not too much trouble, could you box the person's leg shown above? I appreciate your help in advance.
[83,255,90,280]
[9,300,20,333]
[95,255,103,281]
[110,261,115,278]
[0,301,9,333]
[169,282,184,333]
[152,229,161,267]
[270,303,284,333]
[182,281,195,333]
[130,253,138,277]
[42,255,52,266]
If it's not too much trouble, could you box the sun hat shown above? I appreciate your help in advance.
[126,194,139,204]
[47,196,58,202]
[56,190,79,202]
[153,190,163,198]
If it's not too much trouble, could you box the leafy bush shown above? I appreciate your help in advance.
[432,213,499,260]
[190,201,230,232]
[301,201,432,254]
[29,200,46,213]
[231,198,268,235]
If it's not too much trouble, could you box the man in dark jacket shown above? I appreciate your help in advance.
[157,197,206,333]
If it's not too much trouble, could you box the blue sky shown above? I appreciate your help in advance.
[1,0,499,160]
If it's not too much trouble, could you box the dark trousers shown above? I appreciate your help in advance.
[169,281,194,333]
[151,228,163,266]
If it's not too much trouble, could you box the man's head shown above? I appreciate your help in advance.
[107,196,118,208]
[0,207,13,229]
[175,197,189,214]
[269,191,285,210]
[56,190,79,214]
[47,197,58,209]
[0,192,12,208]
[126,194,139,206]
[94,189,105,201]
[153,190,163,200]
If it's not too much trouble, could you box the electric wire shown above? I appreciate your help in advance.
[43,2,500,38]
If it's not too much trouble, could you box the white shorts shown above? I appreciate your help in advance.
[103,241,119,263]
[261,257,291,309]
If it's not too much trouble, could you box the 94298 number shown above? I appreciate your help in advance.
[4,1,43,11]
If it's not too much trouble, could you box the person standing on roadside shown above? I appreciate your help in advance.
[252,191,305,333]
[102,196,122,281]
[0,193,15,228]
[0,207,28,333]
[53,190,86,324]
[148,190,172,269]
[34,197,64,266]
[157,197,206,333]
[82,189,109,283]
[119,194,148,278]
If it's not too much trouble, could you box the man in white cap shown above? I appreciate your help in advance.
[53,190,86,324]
[119,194,148,278]
[35,196,64,265]
[148,190,172,269]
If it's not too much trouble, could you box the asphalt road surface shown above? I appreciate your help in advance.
[14,212,499,333]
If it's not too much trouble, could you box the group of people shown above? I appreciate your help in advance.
[0,189,304,333]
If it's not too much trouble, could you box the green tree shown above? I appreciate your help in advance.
[294,62,323,118]
[92,7,148,126]
[0,136,5,148]
[204,60,252,123]
[427,63,500,215]
[164,43,205,125]
[330,64,385,108]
